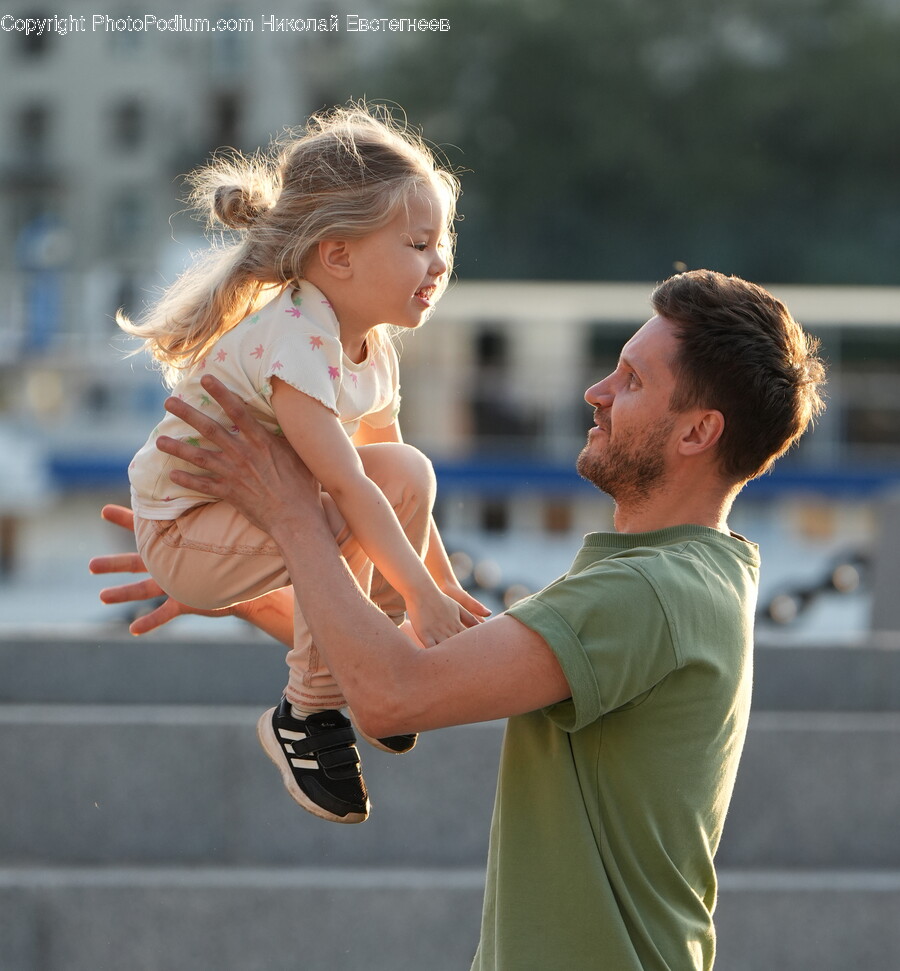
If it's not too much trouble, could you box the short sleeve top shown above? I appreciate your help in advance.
[129,281,401,518]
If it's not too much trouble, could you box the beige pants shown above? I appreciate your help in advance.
[134,442,436,710]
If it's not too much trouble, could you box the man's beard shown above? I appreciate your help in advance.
[576,415,675,505]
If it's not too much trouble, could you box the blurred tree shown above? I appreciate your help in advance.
[346,0,900,283]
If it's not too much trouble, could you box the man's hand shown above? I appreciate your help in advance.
[89,503,233,635]
[157,374,321,534]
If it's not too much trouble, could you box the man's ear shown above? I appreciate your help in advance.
[315,239,353,279]
[678,409,724,457]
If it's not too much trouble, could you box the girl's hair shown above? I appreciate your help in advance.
[118,102,460,385]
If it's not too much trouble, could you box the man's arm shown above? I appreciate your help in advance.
[158,375,572,737]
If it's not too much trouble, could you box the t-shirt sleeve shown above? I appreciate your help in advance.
[259,329,343,417]
[506,561,679,732]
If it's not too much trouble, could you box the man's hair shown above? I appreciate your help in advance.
[652,269,827,484]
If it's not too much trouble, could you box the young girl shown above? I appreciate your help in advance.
[120,104,488,824]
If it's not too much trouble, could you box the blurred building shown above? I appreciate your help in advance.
[398,281,900,546]
[0,3,899,635]
[0,0,352,468]
[400,280,900,467]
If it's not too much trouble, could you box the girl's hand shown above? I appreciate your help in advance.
[406,589,482,649]
[421,517,491,624]
[438,578,492,623]
[89,504,233,635]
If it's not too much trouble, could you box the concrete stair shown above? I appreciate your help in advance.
[0,705,501,869]
[2,631,899,970]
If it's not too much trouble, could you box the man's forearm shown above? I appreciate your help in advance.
[267,504,421,734]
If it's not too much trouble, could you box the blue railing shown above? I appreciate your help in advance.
[47,450,900,498]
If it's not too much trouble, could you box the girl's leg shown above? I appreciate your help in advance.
[134,502,292,610]
[362,442,437,625]
[135,446,435,823]
[134,442,436,713]
[285,507,373,710]
[283,442,437,710]
[135,504,372,824]
[135,502,369,711]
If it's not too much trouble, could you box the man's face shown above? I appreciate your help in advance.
[577,315,681,504]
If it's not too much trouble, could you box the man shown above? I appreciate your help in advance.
[94,270,825,969]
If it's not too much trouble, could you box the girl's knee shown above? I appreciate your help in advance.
[360,442,435,502]
[392,443,435,487]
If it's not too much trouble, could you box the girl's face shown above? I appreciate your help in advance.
[343,181,451,331]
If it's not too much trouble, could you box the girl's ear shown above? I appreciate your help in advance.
[315,239,353,279]
[678,409,725,457]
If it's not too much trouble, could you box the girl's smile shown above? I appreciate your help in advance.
[415,283,439,308]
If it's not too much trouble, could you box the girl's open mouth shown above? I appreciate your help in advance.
[415,285,437,304]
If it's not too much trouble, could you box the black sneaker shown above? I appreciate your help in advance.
[257,699,370,823]
[370,731,418,755]
[349,713,418,755]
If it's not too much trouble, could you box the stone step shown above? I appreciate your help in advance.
[0,865,486,971]
[0,706,502,869]
[1,865,899,971]
[3,632,900,710]
[0,631,287,707]
[714,869,900,971]
[3,706,899,869]
[716,711,900,869]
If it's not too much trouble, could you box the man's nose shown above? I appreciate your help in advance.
[584,376,614,407]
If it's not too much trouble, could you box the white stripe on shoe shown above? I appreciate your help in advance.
[277,728,306,742]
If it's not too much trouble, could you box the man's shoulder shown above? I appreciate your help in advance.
[559,531,757,632]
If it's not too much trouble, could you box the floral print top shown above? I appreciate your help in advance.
[129,281,401,518]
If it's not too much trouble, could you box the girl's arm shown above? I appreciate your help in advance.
[422,519,490,618]
[272,378,477,646]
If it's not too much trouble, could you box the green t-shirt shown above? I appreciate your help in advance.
[471,526,760,971]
